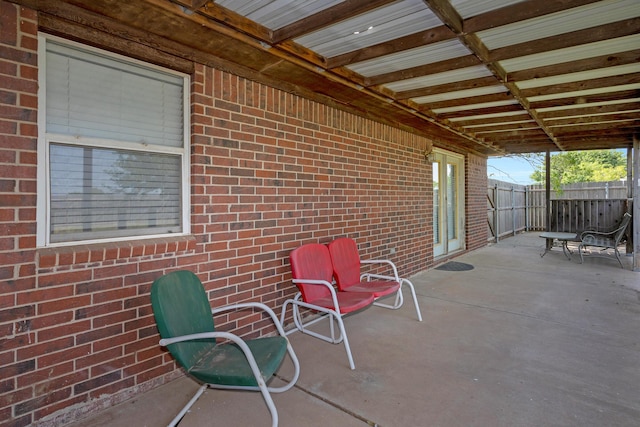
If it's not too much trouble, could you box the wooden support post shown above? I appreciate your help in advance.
[627,147,633,256]
[633,137,639,271]
[545,150,552,250]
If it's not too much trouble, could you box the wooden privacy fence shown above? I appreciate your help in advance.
[488,179,631,242]
[487,179,529,241]
[549,199,629,234]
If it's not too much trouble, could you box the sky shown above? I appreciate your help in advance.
[487,156,538,185]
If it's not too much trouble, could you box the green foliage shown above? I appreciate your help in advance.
[530,150,626,191]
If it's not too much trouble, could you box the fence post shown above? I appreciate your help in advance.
[525,186,529,231]
[511,186,516,236]
[494,183,499,243]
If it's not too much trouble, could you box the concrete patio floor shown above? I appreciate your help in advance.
[67,233,640,427]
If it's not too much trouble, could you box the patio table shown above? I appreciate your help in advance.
[539,232,578,260]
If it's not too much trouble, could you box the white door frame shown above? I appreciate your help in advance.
[433,149,465,258]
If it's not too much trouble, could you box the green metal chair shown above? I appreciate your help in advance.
[151,270,300,427]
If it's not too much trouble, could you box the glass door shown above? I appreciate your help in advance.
[433,150,465,257]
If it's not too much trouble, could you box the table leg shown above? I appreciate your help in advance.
[561,240,572,260]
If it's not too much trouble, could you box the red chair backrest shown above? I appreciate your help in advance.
[327,238,362,291]
[289,243,335,303]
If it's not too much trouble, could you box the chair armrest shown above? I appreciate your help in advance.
[292,278,341,311]
[211,302,288,338]
[361,259,400,281]
[159,330,243,347]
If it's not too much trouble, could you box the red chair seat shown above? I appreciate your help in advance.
[310,291,374,314]
[337,280,400,298]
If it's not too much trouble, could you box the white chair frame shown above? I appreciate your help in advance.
[361,259,423,322]
[280,279,357,370]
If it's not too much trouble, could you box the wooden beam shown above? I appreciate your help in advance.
[435,104,525,120]
[364,55,480,86]
[455,114,534,127]
[529,89,640,109]
[507,49,640,82]
[521,73,640,98]
[423,0,463,33]
[560,138,633,150]
[326,25,456,69]
[489,18,640,62]
[464,0,602,33]
[479,129,550,141]
[549,120,639,134]
[395,76,500,100]
[537,102,640,119]
[172,0,273,42]
[272,0,395,43]
[190,0,208,11]
[552,128,636,141]
[37,4,195,73]
[417,92,514,111]
[544,111,640,126]
[463,120,538,133]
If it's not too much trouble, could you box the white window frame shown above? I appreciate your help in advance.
[37,34,190,247]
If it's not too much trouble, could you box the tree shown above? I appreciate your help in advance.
[530,150,626,190]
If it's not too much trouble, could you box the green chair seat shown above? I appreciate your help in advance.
[189,336,288,386]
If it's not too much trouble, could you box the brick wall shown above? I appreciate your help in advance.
[0,2,486,425]
[466,153,489,251]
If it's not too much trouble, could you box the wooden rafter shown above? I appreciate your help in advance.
[364,55,481,86]
[271,0,395,43]
[464,0,603,33]
[489,18,640,62]
[326,25,456,69]
[507,49,640,82]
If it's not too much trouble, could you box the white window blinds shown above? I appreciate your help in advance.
[46,41,184,147]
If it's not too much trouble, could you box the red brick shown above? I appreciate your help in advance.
[18,361,76,388]
[38,344,91,369]
[0,2,17,45]
[88,377,134,400]
[15,388,72,417]
[0,359,35,379]
[37,294,91,316]
[37,319,91,342]
[92,330,137,353]
[16,284,74,306]
[38,270,92,288]
[75,347,123,370]
[73,370,121,395]
[33,394,86,420]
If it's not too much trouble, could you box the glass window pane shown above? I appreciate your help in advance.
[49,143,182,243]
[447,163,457,240]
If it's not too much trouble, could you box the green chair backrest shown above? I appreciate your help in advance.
[151,270,216,370]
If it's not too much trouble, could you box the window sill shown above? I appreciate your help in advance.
[37,235,197,269]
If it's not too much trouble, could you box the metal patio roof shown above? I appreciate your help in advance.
[25,0,640,155]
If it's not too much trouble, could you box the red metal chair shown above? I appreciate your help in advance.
[281,243,374,370]
[327,237,423,321]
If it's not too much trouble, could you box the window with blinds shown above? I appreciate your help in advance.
[39,37,189,245]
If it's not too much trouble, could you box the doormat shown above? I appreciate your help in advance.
[435,261,474,271]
